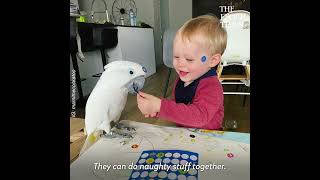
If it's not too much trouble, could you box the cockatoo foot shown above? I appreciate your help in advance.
[101,130,134,139]
[100,131,118,138]
[115,122,136,132]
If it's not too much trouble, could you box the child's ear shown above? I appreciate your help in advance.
[208,54,221,68]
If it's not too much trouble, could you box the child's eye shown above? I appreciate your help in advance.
[174,56,179,59]
[186,58,194,62]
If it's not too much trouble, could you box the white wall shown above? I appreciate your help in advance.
[160,0,169,33]
[72,0,193,98]
[78,0,162,65]
[168,0,192,29]
[135,0,155,27]
[153,0,162,66]
[76,0,192,68]
[70,51,103,99]
[78,0,154,26]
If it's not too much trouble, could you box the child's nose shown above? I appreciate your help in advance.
[177,59,186,67]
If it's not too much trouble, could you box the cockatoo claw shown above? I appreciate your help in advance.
[100,131,117,138]
[115,122,136,132]
[101,130,134,139]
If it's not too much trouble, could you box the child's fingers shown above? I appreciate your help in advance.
[137,96,147,106]
[137,94,144,102]
[150,112,157,117]
[137,104,142,111]
[138,91,152,98]
[138,91,145,97]
[136,91,142,97]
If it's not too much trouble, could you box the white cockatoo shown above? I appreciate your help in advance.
[79,61,147,155]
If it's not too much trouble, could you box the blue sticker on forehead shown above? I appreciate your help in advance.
[201,56,207,62]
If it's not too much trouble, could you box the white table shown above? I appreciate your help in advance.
[70,120,250,180]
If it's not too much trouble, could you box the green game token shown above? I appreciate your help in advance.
[157,153,164,158]
[178,169,187,174]
[146,158,155,164]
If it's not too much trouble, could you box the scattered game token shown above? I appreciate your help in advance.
[189,134,195,138]
[227,153,234,158]
[131,144,139,148]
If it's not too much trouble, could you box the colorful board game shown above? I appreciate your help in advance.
[129,150,199,180]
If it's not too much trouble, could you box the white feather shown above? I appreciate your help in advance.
[79,61,146,155]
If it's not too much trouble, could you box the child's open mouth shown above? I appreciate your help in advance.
[179,71,189,77]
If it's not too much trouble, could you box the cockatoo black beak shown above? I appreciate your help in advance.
[133,83,139,94]
[128,76,145,95]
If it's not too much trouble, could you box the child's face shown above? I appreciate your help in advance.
[173,34,218,85]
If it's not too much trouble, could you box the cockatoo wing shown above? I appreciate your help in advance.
[97,88,128,133]
[79,88,127,155]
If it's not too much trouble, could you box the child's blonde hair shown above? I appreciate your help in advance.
[177,15,227,55]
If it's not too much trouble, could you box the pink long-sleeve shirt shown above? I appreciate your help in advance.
[158,71,224,130]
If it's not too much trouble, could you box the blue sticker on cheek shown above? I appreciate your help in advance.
[201,56,207,62]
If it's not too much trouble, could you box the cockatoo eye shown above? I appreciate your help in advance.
[129,70,134,75]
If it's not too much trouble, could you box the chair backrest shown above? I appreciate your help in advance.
[221,10,250,65]
[162,28,178,68]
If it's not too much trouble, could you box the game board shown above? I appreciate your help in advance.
[128,150,199,180]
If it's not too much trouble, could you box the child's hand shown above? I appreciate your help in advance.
[137,91,161,116]
[144,112,158,118]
